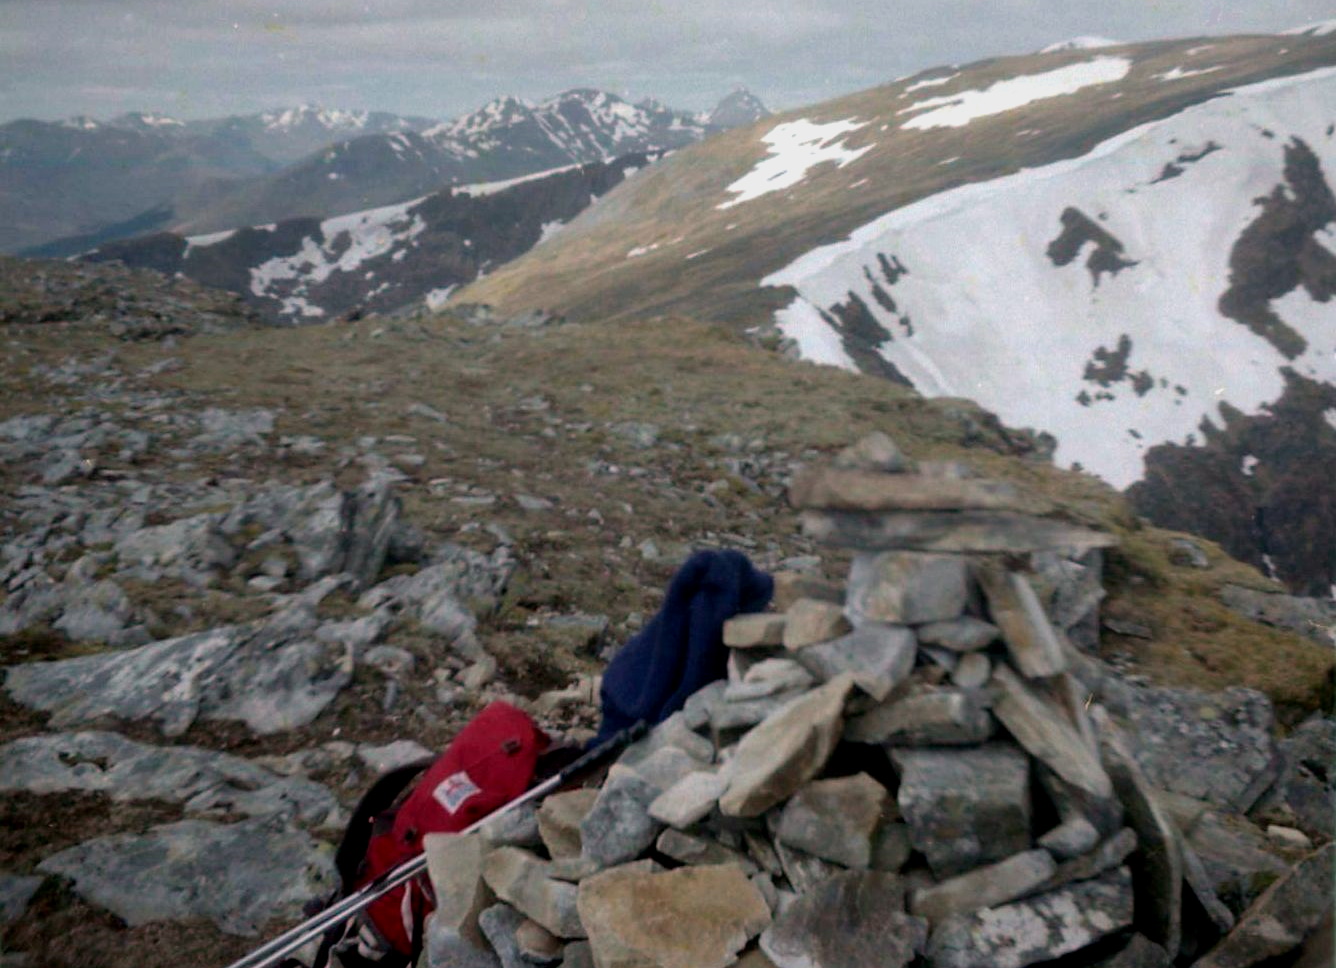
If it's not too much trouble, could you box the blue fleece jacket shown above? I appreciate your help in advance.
[594,549,773,744]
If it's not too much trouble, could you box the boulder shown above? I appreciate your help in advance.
[1122,686,1278,813]
[36,817,336,936]
[720,675,855,818]
[477,903,529,968]
[577,864,770,968]
[724,614,787,648]
[773,773,888,869]
[892,744,1032,879]
[951,653,992,690]
[831,431,914,473]
[3,617,353,737]
[655,830,758,873]
[845,552,969,626]
[760,870,926,968]
[927,867,1135,968]
[1037,816,1100,860]
[788,466,1024,512]
[1193,844,1334,968]
[0,730,337,826]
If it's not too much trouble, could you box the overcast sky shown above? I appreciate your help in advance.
[3,0,1332,123]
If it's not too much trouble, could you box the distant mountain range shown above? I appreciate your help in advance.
[6,89,770,256]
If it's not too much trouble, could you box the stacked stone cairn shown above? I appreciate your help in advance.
[423,434,1332,968]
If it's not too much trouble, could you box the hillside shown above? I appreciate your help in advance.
[454,31,1336,596]
[83,155,654,322]
[0,258,1331,965]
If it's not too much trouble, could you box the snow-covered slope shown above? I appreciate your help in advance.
[765,65,1336,489]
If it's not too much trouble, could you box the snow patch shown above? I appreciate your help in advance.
[627,243,661,258]
[183,229,238,256]
[718,118,872,209]
[903,73,959,94]
[685,249,711,260]
[1157,66,1223,81]
[764,65,1336,489]
[1241,455,1259,476]
[454,164,582,197]
[900,58,1133,130]
[425,286,456,310]
[1326,409,1336,432]
[537,220,565,244]
[1283,19,1336,37]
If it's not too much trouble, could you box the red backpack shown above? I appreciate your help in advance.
[315,702,549,967]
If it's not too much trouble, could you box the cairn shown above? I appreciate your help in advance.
[423,434,1331,968]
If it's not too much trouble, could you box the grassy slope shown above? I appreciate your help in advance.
[4,311,1327,718]
[455,33,1336,326]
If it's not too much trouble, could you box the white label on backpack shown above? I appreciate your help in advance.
[432,770,482,814]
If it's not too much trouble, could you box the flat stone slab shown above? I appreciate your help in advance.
[917,617,999,652]
[801,510,1116,554]
[578,863,769,968]
[976,565,1069,678]
[927,867,1134,968]
[990,665,1112,799]
[648,770,728,829]
[793,624,916,701]
[580,766,663,868]
[910,849,1057,924]
[0,730,338,827]
[3,615,352,737]
[893,744,1032,879]
[36,817,336,935]
[845,552,969,626]
[724,614,787,648]
[482,847,583,939]
[1122,686,1278,813]
[761,870,925,968]
[846,688,994,746]
[783,599,850,649]
[789,466,1028,512]
[720,675,854,818]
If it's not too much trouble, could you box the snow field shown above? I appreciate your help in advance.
[718,118,872,209]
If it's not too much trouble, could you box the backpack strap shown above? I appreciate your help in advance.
[334,759,435,890]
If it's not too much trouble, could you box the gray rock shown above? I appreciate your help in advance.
[845,552,969,626]
[621,709,714,765]
[626,746,704,792]
[356,740,433,775]
[990,665,1112,799]
[774,773,888,869]
[1092,935,1172,968]
[0,874,42,928]
[1258,714,1333,838]
[793,624,916,701]
[3,616,352,737]
[710,688,810,737]
[1219,585,1336,647]
[845,688,994,746]
[892,744,1032,879]
[480,802,543,849]
[975,564,1070,678]
[910,849,1057,924]
[37,817,336,935]
[1038,816,1101,860]
[1180,838,1238,937]
[832,431,914,473]
[425,833,493,951]
[194,407,275,449]
[51,580,133,642]
[0,731,338,826]
[1187,814,1289,916]
[951,652,992,690]
[870,823,914,873]
[537,789,600,859]
[426,923,502,968]
[482,848,584,939]
[364,645,417,676]
[723,613,787,648]
[724,659,815,702]
[655,829,758,873]
[801,509,1115,555]
[1030,548,1105,651]
[561,941,595,968]
[1041,827,1138,891]
[580,766,663,868]
[760,870,925,968]
[1096,708,1183,957]
[1168,539,1211,569]
[1194,844,1334,968]
[774,839,842,895]
[927,867,1135,968]
[114,512,237,585]
[720,675,855,818]
[1122,686,1277,813]
[915,617,999,652]
[478,903,529,968]
[648,770,728,829]
[783,598,850,649]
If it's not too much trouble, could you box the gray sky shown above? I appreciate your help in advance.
[3,0,1333,123]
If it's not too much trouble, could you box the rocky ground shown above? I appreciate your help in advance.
[0,258,1331,967]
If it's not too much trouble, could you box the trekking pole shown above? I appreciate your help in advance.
[225,721,648,968]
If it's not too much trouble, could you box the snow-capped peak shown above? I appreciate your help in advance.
[260,105,372,132]
[1283,19,1336,37]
